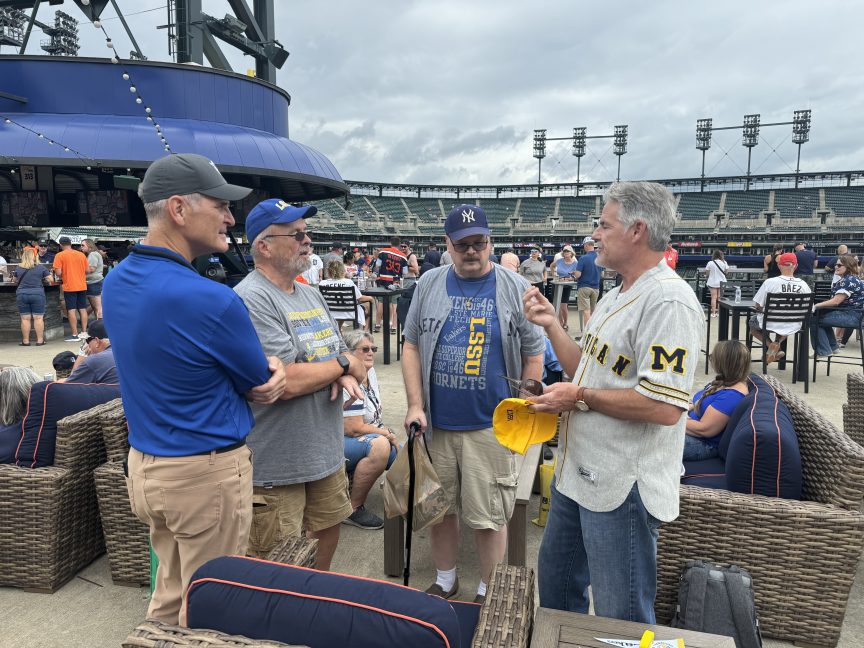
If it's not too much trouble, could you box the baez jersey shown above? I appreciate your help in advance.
[375,247,407,282]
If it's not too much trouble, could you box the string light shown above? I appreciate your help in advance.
[91,18,173,154]
[0,114,100,169]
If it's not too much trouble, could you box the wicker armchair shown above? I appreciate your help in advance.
[843,373,864,446]
[125,536,533,648]
[656,375,864,647]
[90,399,152,586]
[0,400,118,591]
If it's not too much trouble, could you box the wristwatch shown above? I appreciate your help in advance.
[574,386,590,412]
[336,355,351,376]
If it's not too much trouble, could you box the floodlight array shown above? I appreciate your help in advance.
[696,118,712,151]
[572,127,586,158]
[793,109,811,145]
[742,114,760,147]
[613,125,628,156]
[533,129,547,160]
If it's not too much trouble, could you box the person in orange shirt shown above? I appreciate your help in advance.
[53,236,90,342]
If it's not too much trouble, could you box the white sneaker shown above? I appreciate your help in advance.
[78,331,89,340]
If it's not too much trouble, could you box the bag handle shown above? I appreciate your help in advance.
[712,260,727,279]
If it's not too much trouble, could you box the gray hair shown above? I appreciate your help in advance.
[0,367,40,426]
[139,191,203,222]
[603,182,678,252]
[342,329,374,351]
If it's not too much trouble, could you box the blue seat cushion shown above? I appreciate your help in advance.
[187,556,467,648]
[14,381,121,468]
[718,374,802,499]
[681,457,727,490]
[449,601,482,648]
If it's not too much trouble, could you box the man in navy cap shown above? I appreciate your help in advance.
[402,204,544,603]
[103,153,286,627]
[234,198,366,569]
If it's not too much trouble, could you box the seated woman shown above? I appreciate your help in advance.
[683,340,750,461]
[319,260,374,331]
[0,367,41,463]
[812,255,864,358]
[342,329,398,530]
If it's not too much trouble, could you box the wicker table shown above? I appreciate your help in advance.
[531,608,735,648]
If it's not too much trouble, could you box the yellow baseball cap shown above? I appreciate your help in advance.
[493,398,558,454]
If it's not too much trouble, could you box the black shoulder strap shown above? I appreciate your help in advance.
[684,564,709,629]
[723,568,762,648]
[713,260,727,278]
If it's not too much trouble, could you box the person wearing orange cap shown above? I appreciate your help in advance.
[749,252,811,363]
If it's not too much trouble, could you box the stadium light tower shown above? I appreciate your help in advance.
[613,125,628,181]
[742,113,760,188]
[792,109,811,188]
[696,118,712,190]
[572,127,586,195]
[533,129,547,196]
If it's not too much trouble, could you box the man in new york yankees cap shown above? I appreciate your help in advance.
[401,203,544,602]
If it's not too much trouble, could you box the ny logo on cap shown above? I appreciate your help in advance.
[461,208,476,223]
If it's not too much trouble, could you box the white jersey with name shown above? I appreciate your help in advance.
[557,260,704,522]
[752,275,811,336]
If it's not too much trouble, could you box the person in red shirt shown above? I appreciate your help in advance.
[373,236,407,333]
[53,236,90,341]
[663,243,679,270]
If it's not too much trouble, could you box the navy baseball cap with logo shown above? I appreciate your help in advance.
[445,204,490,241]
[245,198,317,243]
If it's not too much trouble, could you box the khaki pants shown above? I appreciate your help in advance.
[127,445,253,626]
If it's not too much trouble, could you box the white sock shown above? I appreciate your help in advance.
[477,580,487,597]
[436,567,457,591]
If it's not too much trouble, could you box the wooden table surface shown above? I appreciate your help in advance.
[531,608,736,648]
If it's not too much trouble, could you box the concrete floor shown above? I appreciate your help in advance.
[0,309,861,647]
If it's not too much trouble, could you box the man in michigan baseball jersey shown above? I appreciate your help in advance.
[523,181,703,623]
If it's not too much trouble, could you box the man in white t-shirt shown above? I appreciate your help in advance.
[749,252,811,363]
[302,252,324,285]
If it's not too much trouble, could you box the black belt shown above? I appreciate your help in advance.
[210,440,246,455]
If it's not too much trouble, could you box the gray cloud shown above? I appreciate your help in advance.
[16,0,864,185]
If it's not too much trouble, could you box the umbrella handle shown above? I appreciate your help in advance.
[403,422,421,586]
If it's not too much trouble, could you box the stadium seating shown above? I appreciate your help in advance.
[557,196,598,222]
[676,191,723,219]
[775,188,819,217]
[402,197,442,222]
[478,198,519,224]
[825,186,864,216]
[723,188,770,216]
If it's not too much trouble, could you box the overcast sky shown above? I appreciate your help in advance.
[12,1,864,186]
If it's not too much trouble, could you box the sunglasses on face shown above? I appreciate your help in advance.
[452,239,489,253]
[355,345,378,353]
[264,230,311,243]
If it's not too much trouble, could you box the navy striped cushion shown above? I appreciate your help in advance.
[187,555,465,648]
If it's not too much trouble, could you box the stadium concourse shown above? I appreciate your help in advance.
[0,309,863,646]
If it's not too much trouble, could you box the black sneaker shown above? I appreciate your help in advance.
[343,505,383,530]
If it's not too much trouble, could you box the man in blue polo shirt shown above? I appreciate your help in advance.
[103,154,285,627]
[573,237,602,331]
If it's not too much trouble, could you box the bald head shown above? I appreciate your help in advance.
[838,244,849,255]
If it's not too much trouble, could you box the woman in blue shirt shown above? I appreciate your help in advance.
[683,340,751,461]
[554,246,578,329]
[13,248,51,346]
[811,255,864,357]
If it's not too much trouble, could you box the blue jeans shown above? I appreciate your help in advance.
[683,435,719,461]
[811,308,863,356]
[343,433,397,472]
[538,481,661,622]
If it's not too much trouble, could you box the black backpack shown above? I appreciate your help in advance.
[671,560,762,648]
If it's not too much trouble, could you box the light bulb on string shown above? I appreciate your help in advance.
[145,107,151,114]
[82,0,90,5]
[93,20,101,28]
[135,98,142,104]
[106,39,113,48]
[38,133,44,139]
[146,116,152,122]
[111,57,118,64]
[122,73,129,80]
[129,86,136,93]
[64,147,70,152]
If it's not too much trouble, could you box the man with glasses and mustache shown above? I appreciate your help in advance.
[103,154,286,626]
[403,204,544,603]
[234,198,366,572]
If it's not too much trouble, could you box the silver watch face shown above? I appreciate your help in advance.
[575,400,590,412]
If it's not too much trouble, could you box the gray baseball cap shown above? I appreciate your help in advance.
[139,153,252,203]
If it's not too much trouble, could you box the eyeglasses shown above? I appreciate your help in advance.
[356,345,378,353]
[85,336,97,344]
[264,230,311,243]
[452,239,489,253]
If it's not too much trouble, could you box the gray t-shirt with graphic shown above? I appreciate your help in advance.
[234,271,347,486]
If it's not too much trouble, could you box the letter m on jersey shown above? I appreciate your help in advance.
[650,345,687,375]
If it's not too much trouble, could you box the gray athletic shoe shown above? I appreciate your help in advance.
[343,505,383,530]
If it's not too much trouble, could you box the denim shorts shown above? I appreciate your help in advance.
[344,433,397,472]
[86,280,103,297]
[17,292,46,315]
[64,290,87,310]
